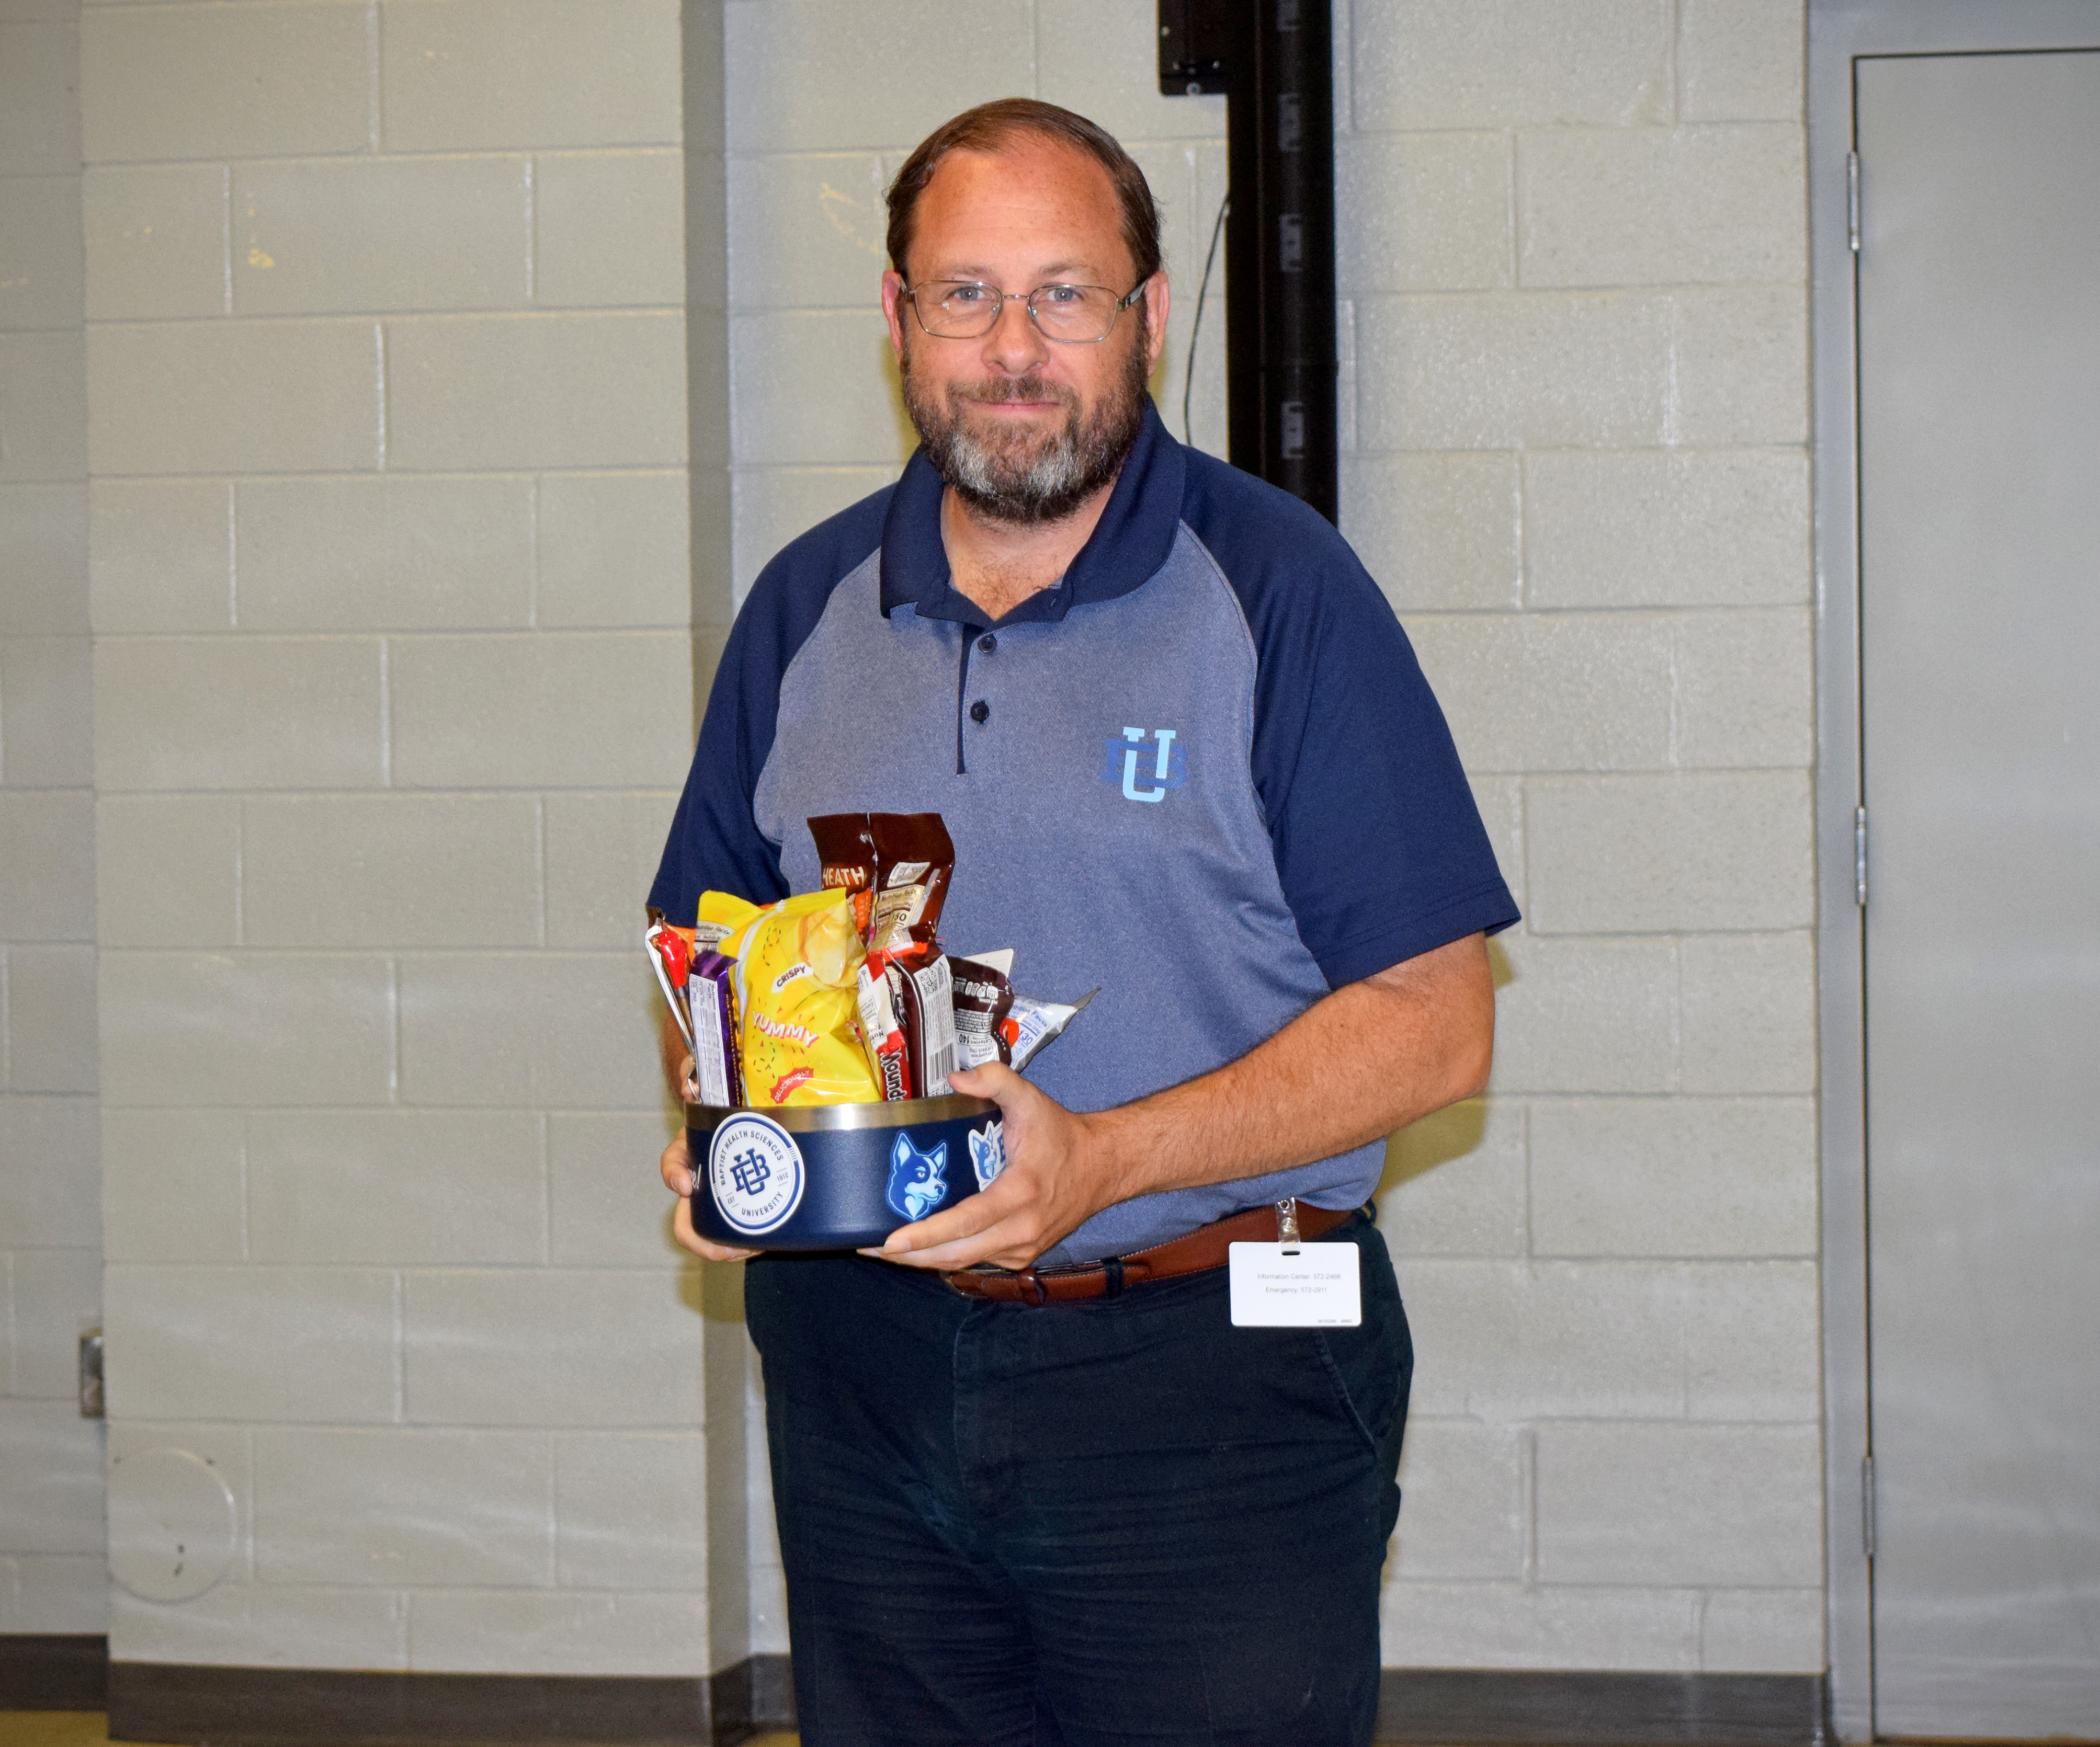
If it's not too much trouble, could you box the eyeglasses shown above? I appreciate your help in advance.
[901,279,1147,344]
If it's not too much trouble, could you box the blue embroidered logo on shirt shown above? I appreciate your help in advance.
[1100,727,1186,803]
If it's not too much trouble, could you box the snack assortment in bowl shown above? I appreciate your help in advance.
[648,813,1092,1112]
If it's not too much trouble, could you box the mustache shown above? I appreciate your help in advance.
[952,375,1073,407]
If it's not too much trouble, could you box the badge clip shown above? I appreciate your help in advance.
[1276,1196,1301,1254]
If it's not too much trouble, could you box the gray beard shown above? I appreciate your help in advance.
[900,327,1151,527]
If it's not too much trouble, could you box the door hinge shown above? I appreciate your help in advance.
[1847,152,1861,253]
[1855,805,1869,907]
[1862,1454,1877,1558]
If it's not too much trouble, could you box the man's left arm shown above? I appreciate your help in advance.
[872,930,1493,1273]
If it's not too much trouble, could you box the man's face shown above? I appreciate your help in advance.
[882,137,1171,526]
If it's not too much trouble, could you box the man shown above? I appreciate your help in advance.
[650,99,1517,1745]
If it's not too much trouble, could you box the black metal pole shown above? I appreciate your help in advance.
[1223,0,1337,522]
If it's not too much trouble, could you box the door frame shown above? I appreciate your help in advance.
[1808,4,2100,1738]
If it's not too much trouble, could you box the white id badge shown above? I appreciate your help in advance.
[1228,1241,1361,1327]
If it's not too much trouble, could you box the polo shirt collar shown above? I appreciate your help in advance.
[878,397,1187,626]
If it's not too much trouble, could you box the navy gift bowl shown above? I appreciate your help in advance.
[687,1093,1004,1250]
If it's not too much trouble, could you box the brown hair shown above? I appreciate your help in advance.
[885,98,1163,289]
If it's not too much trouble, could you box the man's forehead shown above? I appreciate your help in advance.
[912,140,1130,280]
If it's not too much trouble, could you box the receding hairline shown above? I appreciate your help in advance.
[902,143,1136,281]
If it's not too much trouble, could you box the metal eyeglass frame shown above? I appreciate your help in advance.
[900,278,1148,344]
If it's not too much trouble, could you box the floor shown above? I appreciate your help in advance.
[0,1721,798,1747]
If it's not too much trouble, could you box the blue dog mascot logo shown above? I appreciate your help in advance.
[886,1132,949,1222]
[968,1121,1005,1190]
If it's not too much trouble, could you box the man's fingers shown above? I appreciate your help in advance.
[660,1132,695,1195]
[671,1187,758,1262]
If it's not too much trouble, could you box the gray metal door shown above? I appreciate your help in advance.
[1856,48,2100,1740]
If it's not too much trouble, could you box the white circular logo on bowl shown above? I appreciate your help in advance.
[708,1113,806,1236]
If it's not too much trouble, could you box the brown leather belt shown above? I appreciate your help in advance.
[943,1200,1359,1306]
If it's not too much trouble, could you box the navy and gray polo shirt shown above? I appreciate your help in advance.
[649,399,1518,1264]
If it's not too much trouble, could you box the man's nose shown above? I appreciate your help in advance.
[983,294,1049,372]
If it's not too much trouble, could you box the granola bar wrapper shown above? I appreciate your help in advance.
[706,887,881,1107]
[867,813,955,953]
[688,949,743,1107]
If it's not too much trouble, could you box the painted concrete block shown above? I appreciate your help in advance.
[233,157,530,315]
[94,635,382,792]
[1679,931,1816,1095]
[98,1106,244,1264]
[7,1246,100,1398]
[0,483,88,634]
[1,635,93,787]
[1534,1420,1822,1585]
[95,794,239,949]
[242,794,543,947]
[389,630,690,790]
[1672,286,1809,447]
[0,1401,105,1554]
[0,791,94,939]
[406,1586,707,1676]
[1518,125,1804,288]
[88,479,230,634]
[732,464,898,600]
[537,472,689,630]
[1338,131,1512,294]
[246,1109,546,1264]
[253,1428,554,1587]
[1381,1579,1698,1670]
[381,0,682,152]
[1524,772,1815,933]
[82,164,224,323]
[1672,607,1814,770]
[0,19,81,175]
[395,951,663,1112]
[109,1583,407,1671]
[727,154,893,313]
[548,1112,685,1267]
[1340,452,1522,613]
[1524,450,1811,609]
[1408,612,1673,773]
[544,792,682,950]
[723,0,1034,156]
[402,1269,706,1427]
[1380,1097,1526,1258]
[1683,1260,1822,1422]
[80,2,368,162]
[3,944,97,1094]
[1489,933,1678,1095]
[535,151,686,309]
[386,313,687,471]
[1352,0,1673,132]
[97,951,391,1109]
[555,1432,709,1589]
[0,1093,99,1248]
[103,1264,398,1422]
[1680,0,1805,124]
[1392,1419,1526,1579]
[86,320,380,475]
[1037,0,1228,145]
[730,311,910,467]
[1700,1585,1824,1673]
[1356,292,1673,451]
[1528,1097,1818,1258]
[236,474,533,633]
[7,1555,107,1634]
[0,173,85,330]
[0,332,88,481]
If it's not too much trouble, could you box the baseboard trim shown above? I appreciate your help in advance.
[0,1635,110,1710]
[1377,1670,1826,1745]
[107,1656,796,1746]
[95,1657,1817,1744]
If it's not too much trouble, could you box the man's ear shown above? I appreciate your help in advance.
[1141,271,1172,370]
[881,270,910,364]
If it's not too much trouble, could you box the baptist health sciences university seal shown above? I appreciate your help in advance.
[708,1113,806,1236]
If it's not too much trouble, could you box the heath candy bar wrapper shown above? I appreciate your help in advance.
[809,812,880,939]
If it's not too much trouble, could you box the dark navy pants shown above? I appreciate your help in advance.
[744,1213,1411,1746]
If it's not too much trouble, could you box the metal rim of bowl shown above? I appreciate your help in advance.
[683,1093,998,1133]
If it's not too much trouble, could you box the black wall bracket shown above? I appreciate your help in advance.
[1160,0,1337,523]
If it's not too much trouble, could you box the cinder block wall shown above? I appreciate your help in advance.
[721,0,1821,1675]
[80,0,728,1674]
[0,0,106,1640]
[1356,0,1821,1671]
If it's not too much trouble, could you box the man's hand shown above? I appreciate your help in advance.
[864,1063,1127,1272]
[662,1128,761,1262]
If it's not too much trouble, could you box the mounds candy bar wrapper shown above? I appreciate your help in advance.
[809,813,879,938]
[1003,987,1097,1075]
[868,813,954,953]
[707,888,881,1107]
[947,951,1015,1072]
[855,956,911,1102]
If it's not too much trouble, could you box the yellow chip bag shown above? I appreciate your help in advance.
[705,887,880,1107]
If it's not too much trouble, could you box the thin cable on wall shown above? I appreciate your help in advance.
[1183,191,1230,447]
